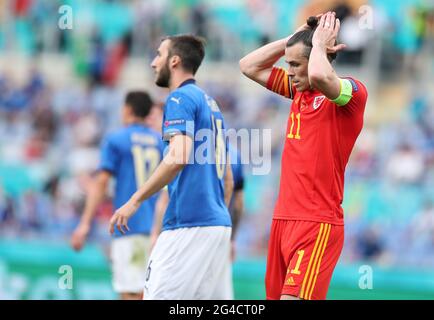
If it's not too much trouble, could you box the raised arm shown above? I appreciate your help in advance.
[308,12,346,100]
[239,37,289,87]
[239,15,323,87]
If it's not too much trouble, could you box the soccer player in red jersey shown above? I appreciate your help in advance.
[239,12,368,300]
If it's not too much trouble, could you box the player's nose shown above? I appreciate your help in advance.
[150,57,157,69]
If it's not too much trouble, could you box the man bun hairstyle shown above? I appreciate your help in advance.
[306,16,319,29]
[125,91,153,118]
[165,34,206,75]
[286,16,338,62]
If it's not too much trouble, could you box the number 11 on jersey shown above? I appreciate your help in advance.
[288,112,301,140]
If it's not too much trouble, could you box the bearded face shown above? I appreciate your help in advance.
[151,39,173,88]
[155,58,171,88]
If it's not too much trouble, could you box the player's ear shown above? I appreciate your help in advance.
[125,104,134,116]
[169,55,181,69]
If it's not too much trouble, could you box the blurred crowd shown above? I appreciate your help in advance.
[0,69,121,241]
[1,0,434,79]
[1,0,434,268]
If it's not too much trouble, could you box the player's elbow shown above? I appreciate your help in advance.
[166,134,192,171]
[308,71,329,89]
[169,159,187,173]
[239,57,255,78]
[163,154,188,173]
[239,57,248,73]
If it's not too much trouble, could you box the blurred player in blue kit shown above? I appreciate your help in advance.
[71,91,167,300]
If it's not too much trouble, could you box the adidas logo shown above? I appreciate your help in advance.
[286,277,296,286]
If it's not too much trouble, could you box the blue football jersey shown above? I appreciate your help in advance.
[161,79,232,231]
[99,124,164,237]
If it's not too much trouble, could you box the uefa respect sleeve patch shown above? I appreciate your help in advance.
[164,119,186,127]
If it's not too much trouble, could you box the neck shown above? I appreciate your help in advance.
[124,118,144,126]
[169,70,195,91]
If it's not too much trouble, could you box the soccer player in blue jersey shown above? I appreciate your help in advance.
[109,34,234,299]
[71,91,166,300]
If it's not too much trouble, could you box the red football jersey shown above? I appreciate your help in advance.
[267,67,368,225]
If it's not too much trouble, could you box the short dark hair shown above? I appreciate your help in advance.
[125,91,153,118]
[286,16,337,62]
[164,34,205,75]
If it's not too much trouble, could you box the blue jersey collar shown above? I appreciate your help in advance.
[178,78,196,88]
[128,123,144,128]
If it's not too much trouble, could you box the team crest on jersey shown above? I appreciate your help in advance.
[313,95,326,110]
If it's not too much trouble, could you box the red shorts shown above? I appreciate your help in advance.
[265,219,344,300]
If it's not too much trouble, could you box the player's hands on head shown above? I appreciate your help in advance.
[70,222,90,251]
[109,200,139,235]
[312,11,346,53]
[290,13,345,54]
[293,13,323,34]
